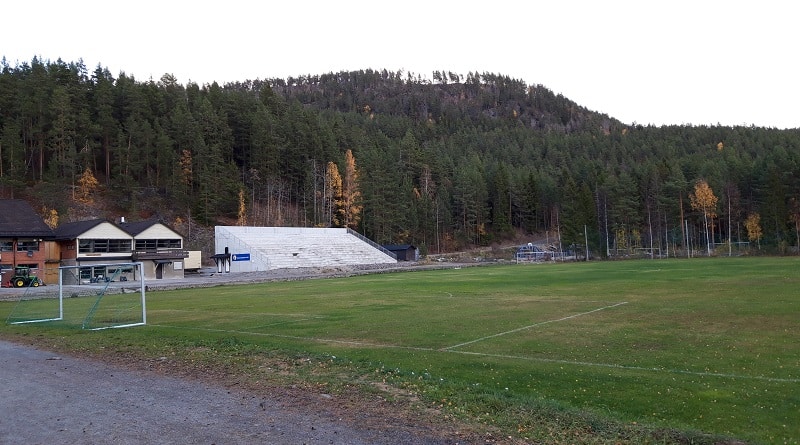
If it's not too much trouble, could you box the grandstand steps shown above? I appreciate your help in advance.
[215,227,396,271]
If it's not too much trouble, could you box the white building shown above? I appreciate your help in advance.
[54,218,190,282]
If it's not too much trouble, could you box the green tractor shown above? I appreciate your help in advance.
[9,266,42,288]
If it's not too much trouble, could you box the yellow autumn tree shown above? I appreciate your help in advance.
[341,149,362,230]
[179,149,193,187]
[325,161,343,226]
[42,207,59,229]
[237,188,247,226]
[690,179,718,255]
[745,212,762,250]
[76,167,99,204]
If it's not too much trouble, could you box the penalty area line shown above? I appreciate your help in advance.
[443,301,629,351]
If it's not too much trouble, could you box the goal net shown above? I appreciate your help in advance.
[6,262,146,330]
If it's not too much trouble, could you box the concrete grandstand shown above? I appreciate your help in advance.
[214,227,397,272]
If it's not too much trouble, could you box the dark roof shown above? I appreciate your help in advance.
[118,219,157,236]
[52,219,109,240]
[0,200,54,238]
[118,218,180,237]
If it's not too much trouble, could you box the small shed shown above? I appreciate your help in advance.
[382,244,418,262]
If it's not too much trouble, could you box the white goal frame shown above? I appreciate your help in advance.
[7,262,146,329]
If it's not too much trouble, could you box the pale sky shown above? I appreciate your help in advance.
[4,1,798,129]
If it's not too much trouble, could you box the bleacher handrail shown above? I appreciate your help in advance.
[346,228,397,260]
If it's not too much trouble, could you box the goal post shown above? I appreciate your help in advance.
[6,262,146,330]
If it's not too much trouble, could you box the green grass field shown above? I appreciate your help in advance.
[2,257,798,444]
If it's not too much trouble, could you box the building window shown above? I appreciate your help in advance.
[108,239,131,252]
[135,239,182,251]
[158,239,182,249]
[78,239,132,253]
[78,265,134,283]
[16,240,40,252]
[79,239,92,253]
[0,240,12,252]
[93,239,109,252]
[135,240,156,251]
[80,266,109,282]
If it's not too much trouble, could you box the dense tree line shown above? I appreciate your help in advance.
[2,57,799,255]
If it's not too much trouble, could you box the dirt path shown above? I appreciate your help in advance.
[0,340,464,444]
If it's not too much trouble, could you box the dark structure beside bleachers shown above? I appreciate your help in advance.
[382,244,418,262]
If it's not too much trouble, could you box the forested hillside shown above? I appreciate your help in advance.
[2,57,799,255]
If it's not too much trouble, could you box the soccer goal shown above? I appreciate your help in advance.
[6,262,146,330]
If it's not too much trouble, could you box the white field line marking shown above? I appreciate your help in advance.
[443,302,629,351]
[149,323,800,384]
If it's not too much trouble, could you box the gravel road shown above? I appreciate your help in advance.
[0,340,460,445]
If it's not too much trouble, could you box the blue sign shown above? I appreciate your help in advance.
[231,253,250,261]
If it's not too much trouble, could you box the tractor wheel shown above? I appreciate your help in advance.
[32,280,40,287]
[14,279,25,288]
